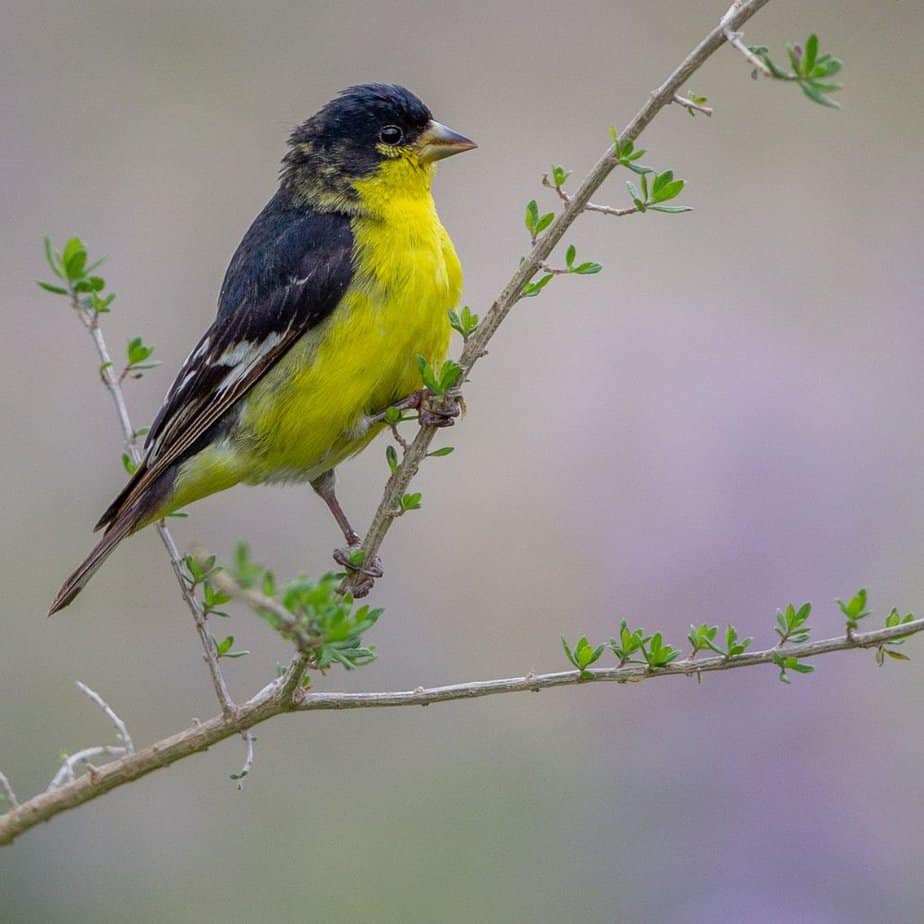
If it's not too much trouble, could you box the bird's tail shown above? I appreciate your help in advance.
[48,519,135,615]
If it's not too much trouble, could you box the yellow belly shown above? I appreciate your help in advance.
[168,195,461,511]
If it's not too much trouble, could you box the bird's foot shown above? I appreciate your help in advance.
[418,387,464,429]
[333,546,384,598]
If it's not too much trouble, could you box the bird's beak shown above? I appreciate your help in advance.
[417,120,477,163]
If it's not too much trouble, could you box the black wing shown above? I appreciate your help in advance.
[96,190,354,531]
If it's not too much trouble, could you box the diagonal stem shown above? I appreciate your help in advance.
[75,306,235,716]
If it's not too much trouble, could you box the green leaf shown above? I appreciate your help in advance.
[803,34,818,74]
[562,636,603,678]
[648,205,693,214]
[800,81,841,109]
[438,359,463,394]
[428,446,454,457]
[126,336,155,366]
[416,355,439,392]
[837,589,870,629]
[400,492,422,512]
[773,652,815,683]
[565,244,576,269]
[121,452,138,474]
[37,281,68,295]
[522,274,553,298]
[551,164,571,187]
[385,444,398,474]
[44,237,62,278]
[534,211,555,235]
[572,262,602,275]
[651,179,685,203]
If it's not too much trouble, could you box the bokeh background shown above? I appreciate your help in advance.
[3,1,924,920]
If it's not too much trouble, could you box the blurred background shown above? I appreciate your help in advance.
[3,0,924,920]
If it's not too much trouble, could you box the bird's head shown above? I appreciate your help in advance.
[282,84,476,213]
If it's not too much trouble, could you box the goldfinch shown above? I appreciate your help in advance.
[50,84,475,613]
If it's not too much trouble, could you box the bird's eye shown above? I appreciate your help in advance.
[379,125,404,145]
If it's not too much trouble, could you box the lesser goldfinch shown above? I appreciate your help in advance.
[50,84,475,614]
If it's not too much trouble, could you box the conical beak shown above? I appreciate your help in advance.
[417,120,477,163]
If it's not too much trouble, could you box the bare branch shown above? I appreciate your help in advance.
[75,682,134,754]
[3,613,921,845]
[73,299,235,717]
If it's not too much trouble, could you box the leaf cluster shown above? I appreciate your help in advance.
[39,237,114,313]
[750,34,843,108]
[417,356,463,397]
[229,544,380,670]
[626,170,691,214]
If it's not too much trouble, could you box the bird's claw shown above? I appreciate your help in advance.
[419,388,464,429]
[333,546,384,597]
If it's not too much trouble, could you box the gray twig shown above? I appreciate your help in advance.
[721,0,773,76]
[672,93,714,115]
[73,301,235,717]
[75,682,134,755]
[233,732,256,790]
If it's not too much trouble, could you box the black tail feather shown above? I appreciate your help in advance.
[49,519,135,615]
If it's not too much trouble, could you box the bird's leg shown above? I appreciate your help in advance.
[311,469,360,546]
[310,470,383,590]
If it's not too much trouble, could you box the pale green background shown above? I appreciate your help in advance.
[3,1,924,921]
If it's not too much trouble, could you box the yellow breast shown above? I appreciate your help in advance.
[238,172,462,482]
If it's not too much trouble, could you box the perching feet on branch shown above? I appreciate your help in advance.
[367,388,464,430]
[333,546,384,597]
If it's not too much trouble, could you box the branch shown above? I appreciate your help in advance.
[341,0,773,595]
[73,300,235,716]
[3,614,921,845]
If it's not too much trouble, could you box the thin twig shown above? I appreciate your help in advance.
[197,553,320,657]
[74,301,235,717]
[672,93,714,116]
[46,746,128,790]
[0,773,18,808]
[3,613,921,845]
[721,0,773,76]
[543,175,639,217]
[341,0,773,596]
[233,732,256,790]
[75,682,134,754]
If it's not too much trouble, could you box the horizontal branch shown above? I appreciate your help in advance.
[2,614,920,845]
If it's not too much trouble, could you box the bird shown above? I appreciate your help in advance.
[49,83,476,614]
